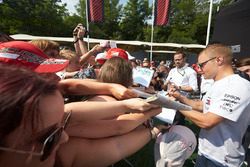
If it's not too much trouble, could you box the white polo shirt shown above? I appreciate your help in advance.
[166,64,198,92]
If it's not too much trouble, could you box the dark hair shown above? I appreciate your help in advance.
[235,57,250,67]
[234,57,250,81]
[0,63,59,143]
[0,32,14,42]
[98,57,133,87]
[174,50,186,59]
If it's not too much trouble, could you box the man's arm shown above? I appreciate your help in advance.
[169,89,203,111]
[178,85,195,92]
[187,69,198,92]
[178,109,224,129]
[58,79,138,100]
[171,70,198,92]
[169,83,194,92]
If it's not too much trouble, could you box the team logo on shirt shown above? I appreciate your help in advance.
[220,93,240,113]
[204,97,211,111]
[205,97,211,105]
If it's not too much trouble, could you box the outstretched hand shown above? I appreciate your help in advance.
[90,44,106,53]
[122,98,160,112]
[110,84,138,100]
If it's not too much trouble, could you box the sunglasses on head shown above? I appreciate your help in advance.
[0,111,72,161]
[197,57,216,69]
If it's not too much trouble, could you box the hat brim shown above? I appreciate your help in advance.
[34,59,69,73]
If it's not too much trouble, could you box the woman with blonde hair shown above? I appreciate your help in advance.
[30,39,60,58]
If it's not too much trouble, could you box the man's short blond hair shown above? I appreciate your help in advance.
[201,44,232,64]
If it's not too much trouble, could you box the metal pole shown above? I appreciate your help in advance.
[150,0,155,62]
[206,0,213,46]
[85,0,90,50]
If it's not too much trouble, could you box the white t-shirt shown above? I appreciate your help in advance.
[199,74,250,167]
[200,76,214,94]
[166,65,198,91]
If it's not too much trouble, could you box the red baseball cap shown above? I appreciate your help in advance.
[106,48,129,61]
[95,52,106,65]
[0,41,69,73]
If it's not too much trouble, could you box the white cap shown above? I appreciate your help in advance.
[154,125,197,167]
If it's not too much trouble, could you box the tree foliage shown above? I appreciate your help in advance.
[76,0,122,39]
[0,0,234,44]
[119,0,150,40]
[0,0,69,36]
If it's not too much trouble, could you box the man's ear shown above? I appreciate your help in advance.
[216,56,224,65]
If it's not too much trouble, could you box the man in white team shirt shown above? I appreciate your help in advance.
[169,44,250,167]
[165,51,198,96]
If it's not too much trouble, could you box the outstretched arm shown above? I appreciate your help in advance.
[65,98,159,122]
[59,79,138,100]
[66,108,161,138]
[57,126,166,167]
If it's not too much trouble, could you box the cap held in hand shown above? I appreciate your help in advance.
[154,125,197,167]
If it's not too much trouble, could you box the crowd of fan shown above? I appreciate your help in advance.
[0,23,249,167]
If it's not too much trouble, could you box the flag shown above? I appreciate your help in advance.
[87,0,104,22]
[154,0,171,26]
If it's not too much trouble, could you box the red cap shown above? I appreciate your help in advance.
[0,41,69,73]
[106,48,129,61]
[95,52,107,65]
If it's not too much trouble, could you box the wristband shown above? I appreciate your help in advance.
[73,38,79,43]
[75,37,84,43]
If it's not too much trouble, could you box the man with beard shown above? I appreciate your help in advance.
[165,51,198,97]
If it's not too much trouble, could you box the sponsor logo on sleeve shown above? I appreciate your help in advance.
[220,94,240,113]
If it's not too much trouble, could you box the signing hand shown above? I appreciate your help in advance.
[168,87,181,100]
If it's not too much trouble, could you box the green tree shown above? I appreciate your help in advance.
[166,0,197,43]
[150,0,234,45]
[145,0,199,44]
[0,0,235,43]
[99,0,122,39]
[193,0,235,44]
[77,0,122,39]
[63,14,84,37]
[119,0,150,40]
[0,0,69,36]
